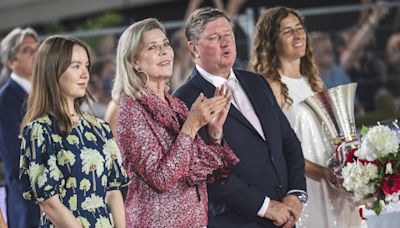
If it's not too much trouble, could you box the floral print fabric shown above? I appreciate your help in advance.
[19,113,129,227]
[116,86,239,228]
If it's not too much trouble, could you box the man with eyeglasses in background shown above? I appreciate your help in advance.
[0,27,40,228]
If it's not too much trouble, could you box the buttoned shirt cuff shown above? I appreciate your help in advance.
[257,196,270,217]
[286,189,307,195]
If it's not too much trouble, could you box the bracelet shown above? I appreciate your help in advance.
[209,133,223,142]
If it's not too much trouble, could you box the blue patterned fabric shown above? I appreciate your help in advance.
[19,113,129,227]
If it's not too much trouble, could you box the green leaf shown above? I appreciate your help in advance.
[360,126,369,138]
[372,200,382,216]
[363,193,374,200]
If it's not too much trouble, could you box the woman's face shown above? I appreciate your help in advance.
[276,13,306,62]
[58,44,90,102]
[133,29,174,82]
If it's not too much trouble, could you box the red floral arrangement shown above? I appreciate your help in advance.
[341,125,400,215]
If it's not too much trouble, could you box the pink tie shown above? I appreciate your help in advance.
[226,77,265,140]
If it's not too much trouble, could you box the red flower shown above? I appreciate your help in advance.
[346,148,358,163]
[358,159,382,166]
[383,173,400,195]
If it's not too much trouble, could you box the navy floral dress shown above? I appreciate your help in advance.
[19,113,129,228]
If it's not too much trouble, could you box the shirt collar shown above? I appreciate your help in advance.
[196,64,237,88]
[10,73,31,93]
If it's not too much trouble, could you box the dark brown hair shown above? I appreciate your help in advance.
[250,6,322,106]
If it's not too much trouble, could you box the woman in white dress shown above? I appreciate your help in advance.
[250,6,363,228]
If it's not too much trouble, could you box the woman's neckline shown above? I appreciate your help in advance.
[280,74,304,80]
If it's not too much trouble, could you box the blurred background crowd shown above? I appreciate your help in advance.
[1,0,400,225]
[1,0,399,124]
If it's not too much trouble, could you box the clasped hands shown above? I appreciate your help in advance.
[264,195,303,228]
[182,85,231,140]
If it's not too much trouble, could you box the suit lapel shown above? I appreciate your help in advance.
[190,69,259,135]
[8,79,28,105]
[235,71,276,144]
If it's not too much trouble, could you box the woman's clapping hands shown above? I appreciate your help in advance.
[181,85,231,140]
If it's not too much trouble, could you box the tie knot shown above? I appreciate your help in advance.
[226,77,238,89]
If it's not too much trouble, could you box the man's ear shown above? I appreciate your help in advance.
[188,41,199,58]
[6,59,14,70]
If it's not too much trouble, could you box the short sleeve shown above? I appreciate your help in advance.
[19,122,63,203]
[99,121,130,191]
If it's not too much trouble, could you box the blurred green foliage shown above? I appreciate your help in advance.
[76,12,123,55]
[37,12,123,56]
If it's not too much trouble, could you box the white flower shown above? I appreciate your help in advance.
[385,191,400,204]
[95,216,112,228]
[81,148,104,177]
[81,193,105,212]
[29,163,48,188]
[342,161,378,200]
[386,163,394,174]
[103,139,121,169]
[48,155,61,181]
[69,195,77,211]
[355,142,377,161]
[357,126,399,161]
[79,179,91,193]
[77,216,90,228]
[66,177,77,188]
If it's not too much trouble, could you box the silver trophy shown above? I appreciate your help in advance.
[304,83,359,176]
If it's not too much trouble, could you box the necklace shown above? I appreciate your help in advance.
[70,113,80,125]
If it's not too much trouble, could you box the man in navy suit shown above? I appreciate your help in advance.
[0,27,40,228]
[174,8,307,228]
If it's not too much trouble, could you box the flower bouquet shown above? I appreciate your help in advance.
[342,124,400,215]
[304,83,400,216]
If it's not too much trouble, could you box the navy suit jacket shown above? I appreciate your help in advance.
[173,68,306,228]
[0,79,40,228]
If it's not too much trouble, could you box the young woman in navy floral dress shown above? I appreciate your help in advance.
[19,35,129,227]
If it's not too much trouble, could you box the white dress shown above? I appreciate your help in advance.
[281,75,363,228]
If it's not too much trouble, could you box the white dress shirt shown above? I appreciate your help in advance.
[196,65,270,217]
[10,73,31,93]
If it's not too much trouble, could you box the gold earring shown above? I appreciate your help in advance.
[137,70,149,86]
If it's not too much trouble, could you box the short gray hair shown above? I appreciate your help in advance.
[1,27,38,66]
[112,18,166,102]
[185,7,232,43]
[0,27,38,81]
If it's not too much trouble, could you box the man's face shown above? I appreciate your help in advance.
[189,17,236,77]
[8,35,39,79]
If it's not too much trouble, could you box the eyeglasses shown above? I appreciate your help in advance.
[18,46,37,56]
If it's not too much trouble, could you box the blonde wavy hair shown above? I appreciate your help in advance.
[112,18,166,103]
[250,6,323,106]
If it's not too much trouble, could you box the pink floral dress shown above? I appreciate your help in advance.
[116,87,239,227]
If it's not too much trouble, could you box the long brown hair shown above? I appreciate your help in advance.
[250,6,322,106]
[21,35,93,136]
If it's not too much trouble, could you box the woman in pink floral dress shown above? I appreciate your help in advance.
[112,18,239,227]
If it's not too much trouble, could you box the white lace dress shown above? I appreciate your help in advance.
[281,75,363,228]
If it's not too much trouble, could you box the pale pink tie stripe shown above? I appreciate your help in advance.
[225,77,265,140]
